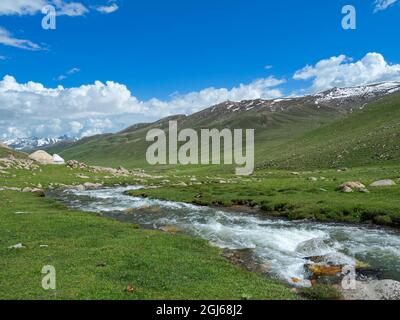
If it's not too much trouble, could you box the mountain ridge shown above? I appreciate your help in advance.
[24,82,400,170]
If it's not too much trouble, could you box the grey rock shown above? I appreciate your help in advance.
[370,179,396,187]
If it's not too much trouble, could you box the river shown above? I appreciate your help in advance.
[49,186,400,287]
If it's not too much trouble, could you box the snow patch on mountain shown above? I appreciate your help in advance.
[3,135,75,151]
[314,82,400,103]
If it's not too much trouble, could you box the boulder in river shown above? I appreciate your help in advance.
[83,182,103,190]
[296,238,333,257]
[159,225,183,234]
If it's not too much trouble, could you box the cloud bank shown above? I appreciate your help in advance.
[0,27,42,51]
[0,75,285,139]
[293,52,400,93]
[2,52,400,140]
[0,0,88,16]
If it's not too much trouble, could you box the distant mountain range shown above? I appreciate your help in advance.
[39,81,400,170]
[3,135,76,152]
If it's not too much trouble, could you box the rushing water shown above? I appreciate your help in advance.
[49,186,400,287]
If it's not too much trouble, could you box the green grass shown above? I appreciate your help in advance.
[0,166,296,300]
[126,165,400,227]
[0,146,26,159]
[2,94,400,299]
[258,94,400,170]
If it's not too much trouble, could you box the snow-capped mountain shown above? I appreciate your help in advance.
[3,135,75,151]
[314,82,400,103]
[203,81,400,116]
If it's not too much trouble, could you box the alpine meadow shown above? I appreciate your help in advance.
[1,0,400,305]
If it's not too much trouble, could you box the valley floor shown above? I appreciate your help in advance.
[0,164,295,300]
[128,165,400,228]
[1,159,400,300]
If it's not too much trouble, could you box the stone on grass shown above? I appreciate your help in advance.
[159,226,183,234]
[336,181,366,193]
[83,182,103,190]
[369,180,396,187]
[338,185,353,193]
[9,243,25,249]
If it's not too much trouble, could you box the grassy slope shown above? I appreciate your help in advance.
[49,101,343,169]
[0,165,295,300]
[259,94,400,170]
[0,146,27,159]
[49,94,400,173]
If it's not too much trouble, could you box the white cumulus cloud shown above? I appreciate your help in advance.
[0,75,285,139]
[95,3,119,14]
[0,0,88,16]
[293,52,400,93]
[0,27,42,50]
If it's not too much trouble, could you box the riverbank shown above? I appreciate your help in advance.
[49,186,400,292]
[125,165,400,228]
[0,161,296,300]
[2,157,400,299]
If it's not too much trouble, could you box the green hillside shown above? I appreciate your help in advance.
[259,94,400,170]
[0,144,27,158]
[48,93,400,172]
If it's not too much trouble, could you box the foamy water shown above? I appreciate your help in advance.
[50,186,400,287]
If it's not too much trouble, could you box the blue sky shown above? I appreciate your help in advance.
[0,0,399,139]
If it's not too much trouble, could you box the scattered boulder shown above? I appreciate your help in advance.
[123,208,135,214]
[0,156,39,171]
[174,182,187,187]
[339,186,353,193]
[369,179,396,187]
[308,177,318,181]
[159,225,183,234]
[336,181,367,193]
[0,186,21,192]
[305,264,343,277]
[66,160,88,169]
[22,187,45,196]
[83,182,103,190]
[29,150,54,164]
[8,243,25,249]
[75,174,90,179]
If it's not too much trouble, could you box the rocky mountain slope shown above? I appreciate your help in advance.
[3,135,75,151]
[45,82,400,170]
